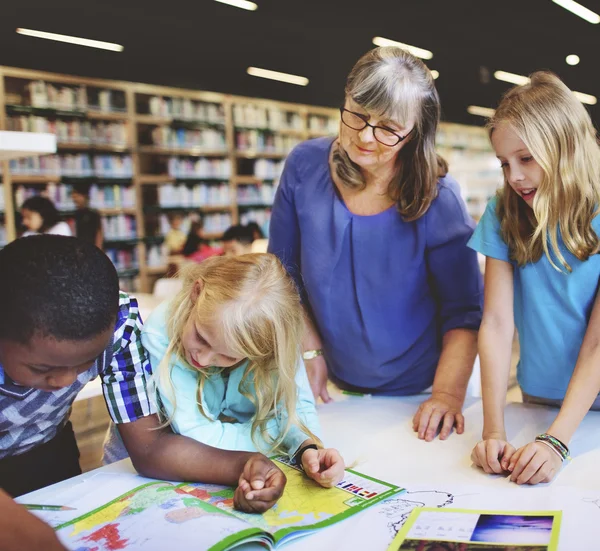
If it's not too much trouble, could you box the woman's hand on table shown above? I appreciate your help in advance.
[471,435,516,474]
[301,447,345,488]
[305,355,332,403]
[506,441,562,485]
[412,391,465,441]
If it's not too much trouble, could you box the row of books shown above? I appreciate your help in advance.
[89,184,136,209]
[26,81,123,113]
[253,158,285,180]
[6,116,127,146]
[235,130,301,154]
[233,104,303,131]
[103,214,137,241]
[9,154,134,178]
[167,157,231,179]
[147,96,225,124]
[157,183,231,208]
[239,208,271,227]
[237,183,276,206]
[150,127,226,151]
[308,114,339,134]
[105,248,138,272]
[158,212,232,236]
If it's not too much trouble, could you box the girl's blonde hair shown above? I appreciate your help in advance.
[156,253,319,454]
[333,46,442,221]
[490,71,600,271]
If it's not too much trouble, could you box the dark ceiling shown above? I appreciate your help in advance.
[1,0,599,126]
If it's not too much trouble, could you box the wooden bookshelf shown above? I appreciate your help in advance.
[0,65,499,291]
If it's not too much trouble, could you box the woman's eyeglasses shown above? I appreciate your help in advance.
[340,107,413,147]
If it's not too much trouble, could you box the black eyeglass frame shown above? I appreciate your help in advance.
[339,107,413,146]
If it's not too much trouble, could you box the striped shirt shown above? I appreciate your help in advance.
[0,292,156,459]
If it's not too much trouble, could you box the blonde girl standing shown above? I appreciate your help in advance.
[469,72,600,485]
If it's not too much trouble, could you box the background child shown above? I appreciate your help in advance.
[0,236,288,551]
[20,196,71,237]
[469,72,600,485]
[71,183,103,247]
[222,224,254,256]
[182,216,222,262]
[143,253,345,488]
[164,211,187,254]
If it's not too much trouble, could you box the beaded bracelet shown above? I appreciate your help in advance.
[535,433,571,462]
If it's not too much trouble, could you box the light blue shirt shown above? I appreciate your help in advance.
[469,197,600,400]
[141,301,321,455]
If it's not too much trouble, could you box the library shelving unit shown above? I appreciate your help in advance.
[0,65,498,292]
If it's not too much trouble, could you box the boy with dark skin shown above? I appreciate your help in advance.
[0,235,286,551]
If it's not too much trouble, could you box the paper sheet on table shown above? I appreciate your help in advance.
[296,483,600,551]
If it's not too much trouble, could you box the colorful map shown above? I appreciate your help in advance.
[54,459,402,550]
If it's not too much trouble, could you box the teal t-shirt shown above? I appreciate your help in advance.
[468,197,600,400]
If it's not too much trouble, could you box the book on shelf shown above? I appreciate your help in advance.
[37,457,402,551]
[147,96,225,124]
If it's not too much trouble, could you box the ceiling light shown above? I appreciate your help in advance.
[494,70,529,85]
[551,0,599,23]
[467,105,496,118]
[215,0,257,10]
[495,70,597,105]
[431,70,439,80]
[372,37,433,60]
[566,54,580,65]
[247,67,308,86]
[16,28,123,52]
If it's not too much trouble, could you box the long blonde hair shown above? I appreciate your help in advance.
[157,253,319,454]
[333,46,441,221]
[490,71,600,271]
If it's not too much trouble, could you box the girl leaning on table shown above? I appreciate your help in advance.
[141,253,345,509]
[469,71,600,485]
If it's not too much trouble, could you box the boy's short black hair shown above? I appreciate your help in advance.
[223,224,254,245]
[0,235,120,344]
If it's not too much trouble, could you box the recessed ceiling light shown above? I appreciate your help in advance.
[431,70,439,80]
[214,0,257,10]
[551,0,599,24]
[467,105,496,118]
[372,37,433,60]
[247,67,308,86]
[494,70,597,105]
[566,54,580,65]
[16,28,123,52]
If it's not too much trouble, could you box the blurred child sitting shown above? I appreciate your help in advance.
[164,211,187,255]
[183,217,222,263]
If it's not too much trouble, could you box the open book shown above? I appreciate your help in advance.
[53,457,403,550]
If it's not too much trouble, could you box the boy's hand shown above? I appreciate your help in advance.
[507,441,562,485]
[0,490,68,551]
[471,437,516,474]
[301,447,345,488]
[234,454,286,513]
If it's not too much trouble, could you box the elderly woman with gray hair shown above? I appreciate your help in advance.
[268,47,483,441]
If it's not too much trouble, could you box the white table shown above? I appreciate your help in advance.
[21,394,600,549]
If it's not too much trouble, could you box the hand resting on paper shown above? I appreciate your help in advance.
[234,454,287,513]
[506,441,563,485]
[471,436,516,474]
[413,391,465,441]
[301,447,345,488]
